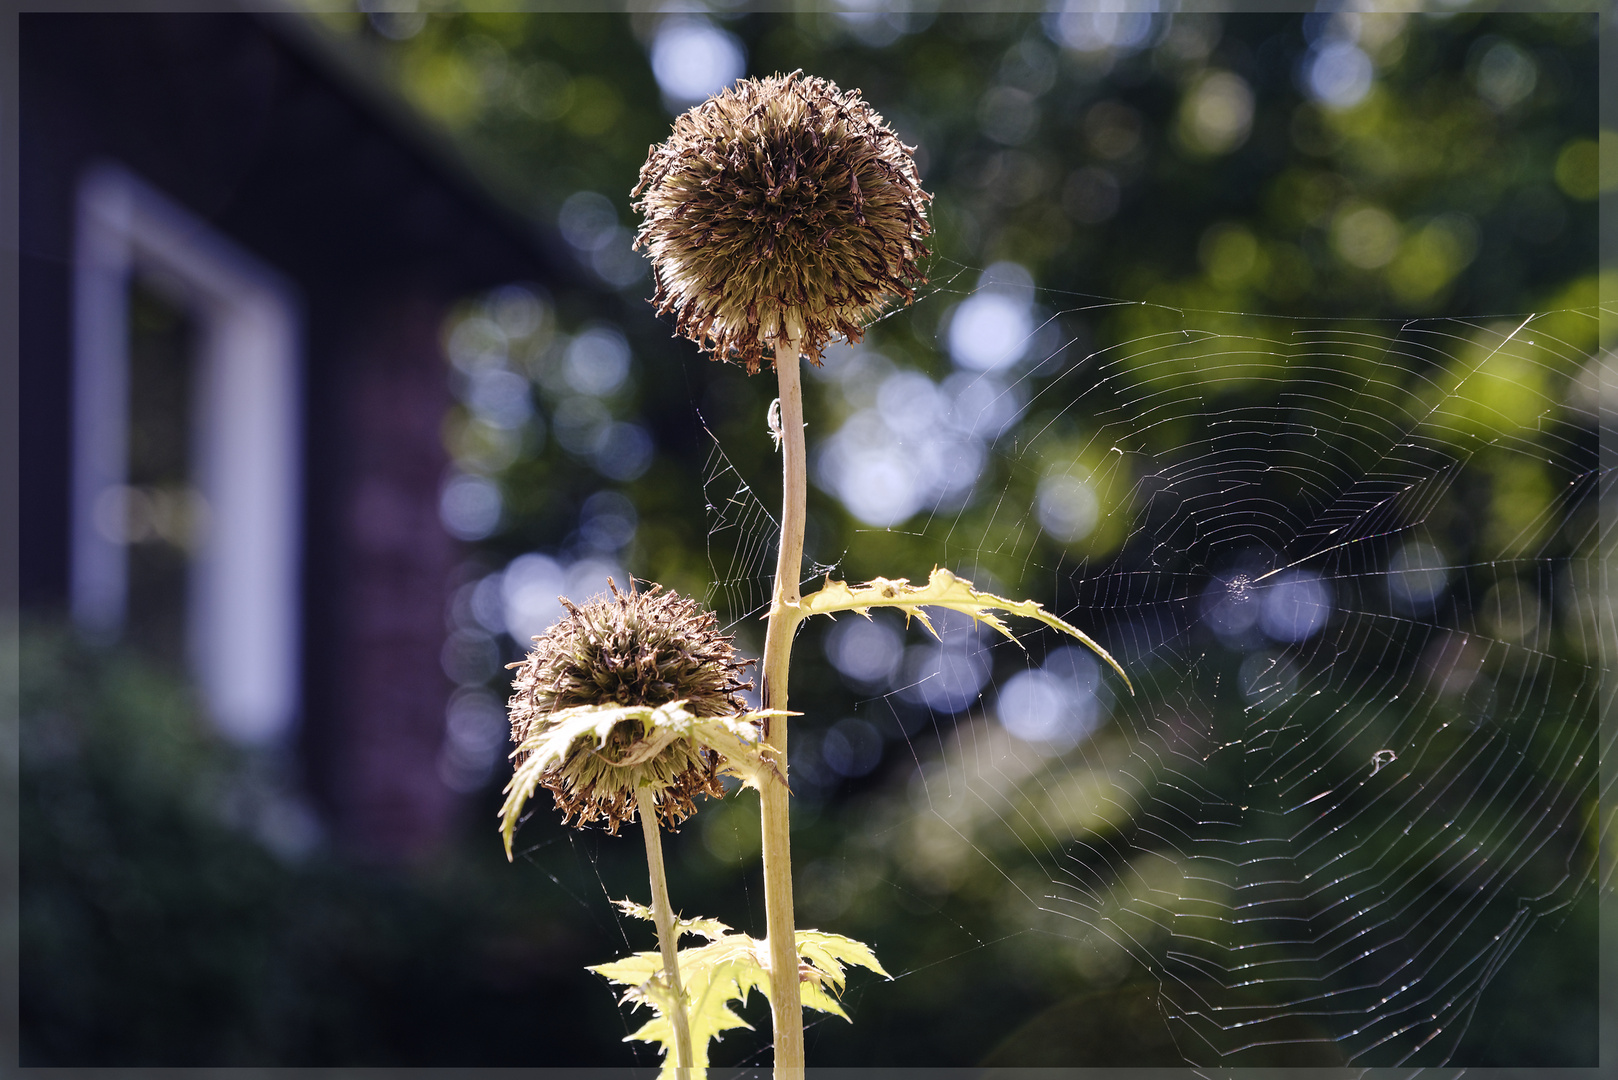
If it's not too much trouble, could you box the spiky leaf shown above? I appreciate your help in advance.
[612,899,732,943]
[499,701,785,859]
[592,914,887,1078]
[796,567,1133,694]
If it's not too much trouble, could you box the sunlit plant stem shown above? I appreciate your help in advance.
[636,787,693,1077]
[633,72,933,1072]
[758,332,807,1075]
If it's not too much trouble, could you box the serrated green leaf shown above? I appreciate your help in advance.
[592,940,757,1077]
[796,567,1133,695]
[798,979,850,1021]
[679,918,734,943]
[590,923,886,1078]
[498,700,787,859]
[796,929,892,990]
[612,899,734,943]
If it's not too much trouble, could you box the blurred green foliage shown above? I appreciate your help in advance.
[328,3,1602,601]
[18,621,682,1065]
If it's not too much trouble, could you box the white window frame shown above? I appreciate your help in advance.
[72,161,303,746]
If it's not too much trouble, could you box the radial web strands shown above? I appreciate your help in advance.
[698,424,782,633]
[694,277,1601,1066]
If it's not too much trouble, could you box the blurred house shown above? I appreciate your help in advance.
[19,10,561,857]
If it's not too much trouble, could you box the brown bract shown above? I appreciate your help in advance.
[633,70,932,373]
[506,580,753,832]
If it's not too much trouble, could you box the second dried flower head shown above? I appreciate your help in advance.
[633,70,932,374]
[503,581,755,845]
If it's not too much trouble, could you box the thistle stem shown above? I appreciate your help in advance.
[759,334,807,1075]
[637,787,693,1078]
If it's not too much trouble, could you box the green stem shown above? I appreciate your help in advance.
[637,787,693,1078]
[759,334,806,1075]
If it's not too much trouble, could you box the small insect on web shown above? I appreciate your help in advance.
[767,397,783,452]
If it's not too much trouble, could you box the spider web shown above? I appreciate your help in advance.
[698,257,984,632]
[694,278,1606,1067]
[698,423,780,633]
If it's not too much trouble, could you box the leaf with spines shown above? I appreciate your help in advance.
[499,701,786,858]
[592,911,888,1078]
[795,566,1133,695]
[612,899,731,943]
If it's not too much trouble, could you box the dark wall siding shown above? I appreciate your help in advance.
[326,292,460,856]
[20,11,558,857]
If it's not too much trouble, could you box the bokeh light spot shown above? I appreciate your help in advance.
[948,262,1036,371]
[1555,138,1600,201]
[1179,70,1254,155]
[1036,474,1100,544]
[826,616,905,689]
[592,422,654,481]
[1305,41,1374,109]
[563,326,631,397]
[1332,204,1402,270]
[1259,570,1332,642]
[558,191,618,253]
[439,473,501,541]
[822,718,883,778]
[1474,39,1537,110]
[650,18,746,107]
[1387,540,1452,612]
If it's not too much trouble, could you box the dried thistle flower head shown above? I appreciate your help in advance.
[633,70,932,374]
[506,580,753,834]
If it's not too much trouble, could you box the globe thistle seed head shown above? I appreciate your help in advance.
[633,70,932,374]
[506,580,753,833]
